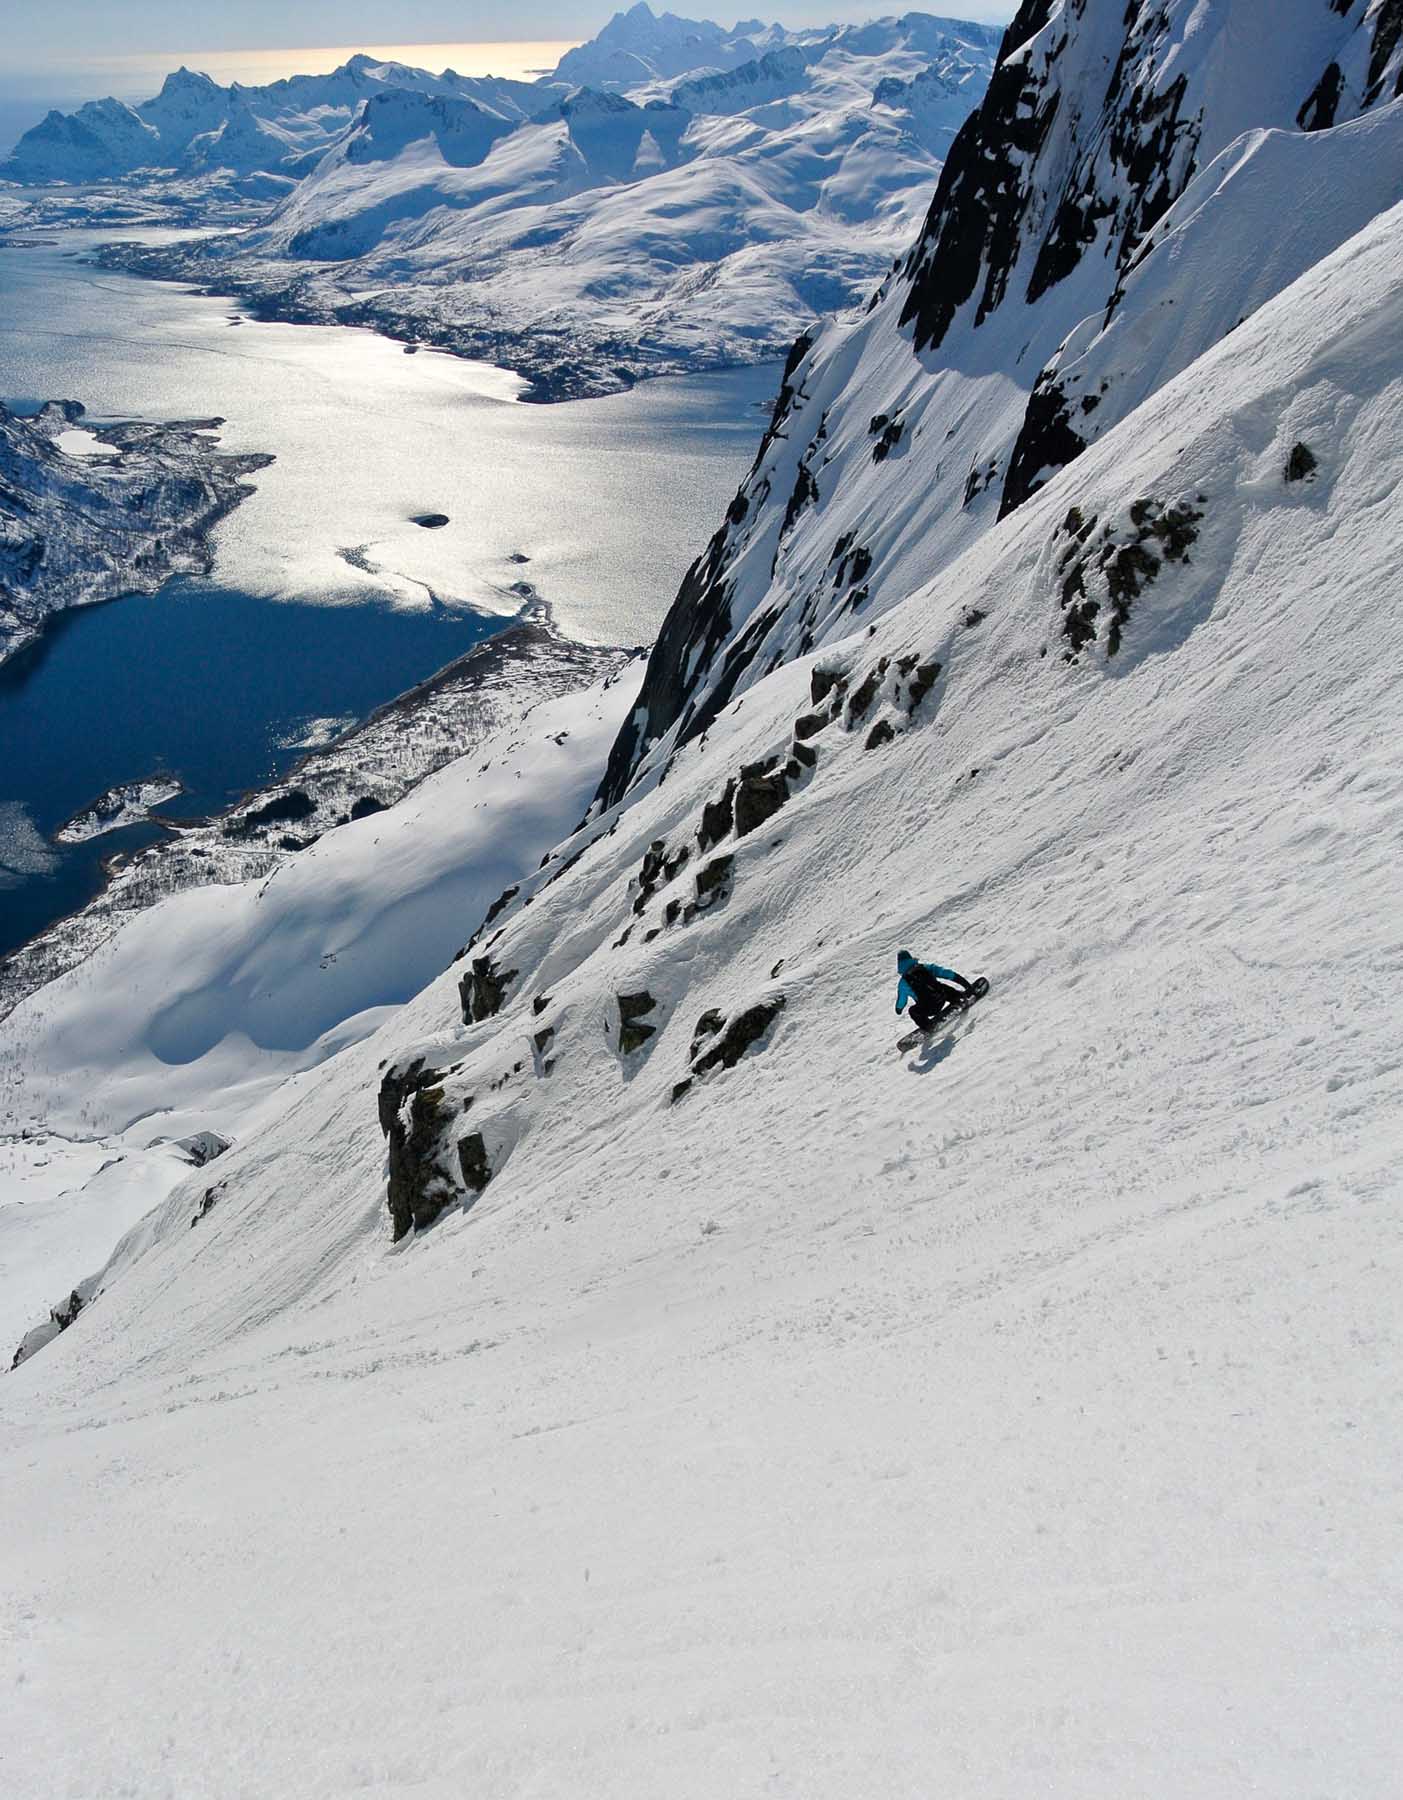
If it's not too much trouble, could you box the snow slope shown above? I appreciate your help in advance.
[3,147,1401,1798]
[97,12,1001,396]
[0,661,642,1350]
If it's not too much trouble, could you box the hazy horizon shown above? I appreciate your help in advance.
[0,40,577,154]
[0,1,1015,149]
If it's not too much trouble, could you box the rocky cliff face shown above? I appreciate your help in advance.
[597,0,1403,807]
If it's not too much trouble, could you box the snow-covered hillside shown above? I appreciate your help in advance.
[3,4,1402,1791]
[0,661,641,1353]
[0,401,270,663]
[92,11,1001,396]
[5,174,1402,1793]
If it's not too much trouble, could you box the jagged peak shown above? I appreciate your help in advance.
[158,66,222,92]
[560,86,644,117]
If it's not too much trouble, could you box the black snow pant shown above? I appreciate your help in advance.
[910,974,973,1032]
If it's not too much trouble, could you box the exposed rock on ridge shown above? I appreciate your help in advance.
[594,0,1403,810]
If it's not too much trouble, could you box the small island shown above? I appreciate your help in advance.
[0,400,272,664]
[54,777,187,845]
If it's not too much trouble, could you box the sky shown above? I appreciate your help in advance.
[0,0,1015,149]
[6,0,1018,69]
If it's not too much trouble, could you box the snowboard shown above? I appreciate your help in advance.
[897,976,989,1052]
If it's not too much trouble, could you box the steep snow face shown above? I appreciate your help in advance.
[3,198,1401,1795]
[0,402,271,662]
[597,0,1403,804]
[1004,98,1403,507]
[119,16,1000,396]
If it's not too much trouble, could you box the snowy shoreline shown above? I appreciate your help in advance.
[53,776,187,845]
[0,601,632,1021]
[0,399,273,664]
[93,237,781,403]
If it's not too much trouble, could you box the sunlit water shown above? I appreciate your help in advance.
[1,231,777,645]
[0,230,777,954]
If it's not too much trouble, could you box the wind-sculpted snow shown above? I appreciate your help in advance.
[91,13,1001,399]
[1003,99,1403,513]
[0,401,271,664]
[2,196,1401,1793]
[596,0,1403,804]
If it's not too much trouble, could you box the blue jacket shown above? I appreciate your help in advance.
[895,957,962,1014]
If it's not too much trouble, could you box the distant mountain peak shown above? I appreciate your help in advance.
[161,66,221,90]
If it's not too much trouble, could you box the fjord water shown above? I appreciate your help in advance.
[0,231,775,640]
[0,231,775,953]
[0,584,503,958]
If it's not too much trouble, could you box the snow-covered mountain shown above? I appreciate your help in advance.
[3,58,554,189]
[0,401,270,663]
[4,3,1403,1790]
[95,13,1002,396]
[598,0,1403,798]
[554,2,799,87]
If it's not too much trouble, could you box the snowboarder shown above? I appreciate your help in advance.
[895,949,977,1035]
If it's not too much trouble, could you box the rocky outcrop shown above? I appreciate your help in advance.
[631,839,690,915]
[698,780,738,853]
[459,956,517,1026]
[10,1284,93,1370]
[672,995,787,1101]
[176,1130,230,1167]
[595,333,814,807]
[733,762,790,839]
[1055,497,1203,659]
[898,1,1061,357]
[456,1133,492,1196]
[617,990,660,1054]
[379,1060,461,1240]
[1285,442,1319,484]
